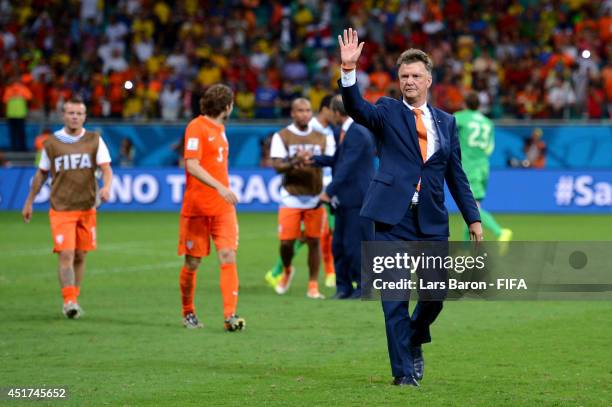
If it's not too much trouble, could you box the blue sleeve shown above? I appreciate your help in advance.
[312,154,336,168]
[326,130,366,197]
[338,81,385,136]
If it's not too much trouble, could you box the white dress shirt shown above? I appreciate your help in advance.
[341,116,354,133]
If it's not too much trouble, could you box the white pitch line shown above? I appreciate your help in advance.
[2,240,176,258]
[2,230,277,258]
[3,261,181,281]
[87,261,180,276]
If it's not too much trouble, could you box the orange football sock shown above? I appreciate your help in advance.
[180,266,197,316]
[220,263,239,319]
[308,280,319,291]
[321,231,335,276]
[61,286,77,304]
[75,286,80,298]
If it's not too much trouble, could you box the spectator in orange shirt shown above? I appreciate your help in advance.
[545,47,574,76]
[445,75,465,113]
[3,75,33,151]
[107,71,125,118]
[516,83,542,119]
[363,83,386,103]
[369,60,391,93]
[524,128,546,169]
[26,74,47,119]
[432,73,464,113]
[90,74,106,117]
[47,75,72,118]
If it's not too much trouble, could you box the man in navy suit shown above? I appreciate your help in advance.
[303,95,376,299]
[338,28,483,386]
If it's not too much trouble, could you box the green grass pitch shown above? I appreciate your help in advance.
[1,212,611,406]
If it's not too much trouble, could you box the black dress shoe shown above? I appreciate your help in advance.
[411,346,424,381]
[392,376,419,387]
[349,289,362,299]
[332,292,351,299]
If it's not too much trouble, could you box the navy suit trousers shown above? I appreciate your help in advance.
[333,207,373,296]
[375,206,447,378]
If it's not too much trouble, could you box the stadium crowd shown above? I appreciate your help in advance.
[0,0,611,124]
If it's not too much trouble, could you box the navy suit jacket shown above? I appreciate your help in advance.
[340,82,480,236]
[313,121,375,208]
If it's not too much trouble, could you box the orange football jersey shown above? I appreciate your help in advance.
[181,115,231,216]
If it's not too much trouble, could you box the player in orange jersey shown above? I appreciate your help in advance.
[177,84,245,331]
[22,96,113,319]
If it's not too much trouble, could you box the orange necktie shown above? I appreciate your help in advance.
[413,108,428,162]
[413,108,428,194]
[339,129,346,144]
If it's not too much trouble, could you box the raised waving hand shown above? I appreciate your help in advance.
[338,28,364,70]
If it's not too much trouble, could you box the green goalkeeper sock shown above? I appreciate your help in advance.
[480,209,503,238]
[271,239,305,278]
[270,258,283,278]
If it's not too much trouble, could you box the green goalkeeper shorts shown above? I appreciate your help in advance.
[466,166,489,201]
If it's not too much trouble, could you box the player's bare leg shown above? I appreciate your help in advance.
[218,248,244,331]
[184,255,201,270]
[73,249,87,299]
[276,240,296,294]
[58,250,76,287]
[265,236,306,288]
[181,255,202,328]
[280,239,295,268]
[58,250,81,319]
[305,237,324,299]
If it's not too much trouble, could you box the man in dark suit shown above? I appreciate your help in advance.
[337,28,483,386]
[304,95,376,299]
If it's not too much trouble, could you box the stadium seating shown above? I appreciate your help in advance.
[0,0,610,122]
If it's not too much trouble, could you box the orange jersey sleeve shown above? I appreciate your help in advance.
[184,120,204,161]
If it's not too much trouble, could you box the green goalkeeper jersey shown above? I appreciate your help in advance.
[454,109,494,171]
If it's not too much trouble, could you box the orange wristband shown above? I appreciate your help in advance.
[341,63,357,72]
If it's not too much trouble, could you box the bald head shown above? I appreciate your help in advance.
[291,98,311,111]
[291,97,312,129]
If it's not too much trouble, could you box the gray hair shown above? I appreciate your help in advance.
[396,49,433,73]
[330,95,347,116]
